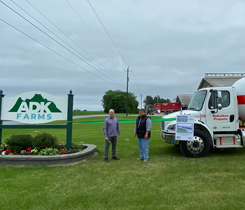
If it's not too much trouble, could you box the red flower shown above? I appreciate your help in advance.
[5,149,11,153]
[27,147,32,151]
[59,150,66,155]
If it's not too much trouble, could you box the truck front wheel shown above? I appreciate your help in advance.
[179,129,210,157]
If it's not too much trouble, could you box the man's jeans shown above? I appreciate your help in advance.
[105,136,117,159]
[138,138,149,160]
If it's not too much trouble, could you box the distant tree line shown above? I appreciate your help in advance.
[102,90,139,113]
[144,95,171,105]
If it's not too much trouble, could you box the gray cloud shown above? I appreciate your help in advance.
[1,0,245,110]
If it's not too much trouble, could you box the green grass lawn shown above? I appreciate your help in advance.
[1,115,245,210]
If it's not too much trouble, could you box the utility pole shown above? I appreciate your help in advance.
[125,67,131,116]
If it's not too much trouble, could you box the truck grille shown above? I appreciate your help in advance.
[161,121,165,130]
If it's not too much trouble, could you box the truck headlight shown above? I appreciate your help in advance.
[167,124,176,130]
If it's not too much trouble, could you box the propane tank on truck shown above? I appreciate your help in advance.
[233,77,245,122]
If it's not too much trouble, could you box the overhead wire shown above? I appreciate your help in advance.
[11,0,124,86]
[0,0,125,88]
[66,0,126,71]
[0,18,123,88]
[25,0,124,83]
[87,0,129,67]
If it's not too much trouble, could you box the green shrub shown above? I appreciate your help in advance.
[5,134,33,153]
[38,148,59,156]
[72,142,84,150]
[32,133,58,149]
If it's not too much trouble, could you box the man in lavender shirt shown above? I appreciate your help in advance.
[103,109,120,162]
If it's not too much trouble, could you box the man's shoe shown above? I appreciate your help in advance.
[143,159,148,162]
[137,158,144,160]
[104,158,109,162]
[113,156,120,160]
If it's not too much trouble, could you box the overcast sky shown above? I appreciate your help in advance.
[1,0,245,110]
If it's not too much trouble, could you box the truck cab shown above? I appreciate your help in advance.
[161,87,243,157]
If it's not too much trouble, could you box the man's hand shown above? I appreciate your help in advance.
[105,137,111,143]
[144,134,148,139]
[118,135,120,139]
[134,133,137,138]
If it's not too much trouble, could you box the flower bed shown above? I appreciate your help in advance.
[0,133,97,166]
[0,144,97,166]
[0,142,83,156]
[1,133,83,156]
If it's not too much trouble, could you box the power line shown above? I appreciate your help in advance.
[87,0,129,67]
[26,0,124,83]
[0,18,124,88]
[11,0,124,86]
[0,0,125,88]
[66,0,126,71]
[66,0,125,72]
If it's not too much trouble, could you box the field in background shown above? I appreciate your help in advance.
[73,110,105,116]
[1,115,245,210]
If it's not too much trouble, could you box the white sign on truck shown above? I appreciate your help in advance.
[175,115,194,141]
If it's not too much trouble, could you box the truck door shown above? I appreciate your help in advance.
[205,90,236,132]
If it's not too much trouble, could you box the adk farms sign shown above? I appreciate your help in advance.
[1,91,68,124]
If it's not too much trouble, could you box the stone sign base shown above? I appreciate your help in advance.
[0,144,97,166]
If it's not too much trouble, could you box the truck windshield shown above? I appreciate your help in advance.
[187,90,207,111]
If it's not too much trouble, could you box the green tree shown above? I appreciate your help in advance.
[102,90,139,113]
[144,95,171,106]
[109,95,126,113]
[143,95,154,105]
[159,98,171,103]
[127,92,139,113]
[153,95,161,103]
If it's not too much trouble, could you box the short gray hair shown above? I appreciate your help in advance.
[139,109,145,113]
[109,109,114,113]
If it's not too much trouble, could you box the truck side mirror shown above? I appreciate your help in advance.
[217,91,222,110]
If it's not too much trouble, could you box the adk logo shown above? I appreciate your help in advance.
[8,94,62,121]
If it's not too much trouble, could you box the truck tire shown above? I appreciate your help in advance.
[179,129,210,157]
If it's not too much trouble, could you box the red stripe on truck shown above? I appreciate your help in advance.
[237,95,245,105]
[220,137,222,145]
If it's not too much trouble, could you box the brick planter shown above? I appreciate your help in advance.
[0,144,97,166]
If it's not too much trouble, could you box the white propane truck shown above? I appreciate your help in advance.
[161,77,245,157]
